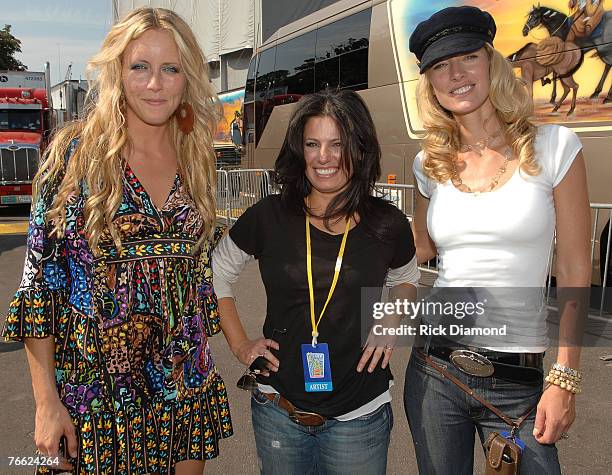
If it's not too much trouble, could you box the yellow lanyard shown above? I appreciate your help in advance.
[306,214,351,346]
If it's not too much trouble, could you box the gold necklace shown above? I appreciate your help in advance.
[458,112,503,156]
[452,147,513,195]
[458,128,503,156]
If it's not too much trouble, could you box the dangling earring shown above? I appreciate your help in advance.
[176,102,194,135]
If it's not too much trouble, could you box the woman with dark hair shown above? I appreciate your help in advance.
[213,89,418,474]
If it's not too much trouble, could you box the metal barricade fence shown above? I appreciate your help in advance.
[216,169,274,226]
[589,204,612,316]
[372,184,612,311]
[215,169,230,225]
[216,171,611,314]
[545,203,612,317]
[373,182,439,282]
[590,204,612,290]
[372,182,417,218]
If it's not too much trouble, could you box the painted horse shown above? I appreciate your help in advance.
[522,4,612,102]
[508,39,583,115]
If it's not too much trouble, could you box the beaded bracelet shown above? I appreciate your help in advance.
[545,363,583,394]
[552,362,583,380]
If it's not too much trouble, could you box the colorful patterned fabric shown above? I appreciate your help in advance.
[3,142,233,474]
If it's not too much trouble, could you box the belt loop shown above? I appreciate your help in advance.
[273,393,281,406]
[519,353,526,367]
[423,333,433,355]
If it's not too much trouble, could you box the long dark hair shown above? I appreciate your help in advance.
[275,90,384,234]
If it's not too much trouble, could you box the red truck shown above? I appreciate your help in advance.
[0,63,53,205]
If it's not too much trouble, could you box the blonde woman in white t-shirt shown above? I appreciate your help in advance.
[405,6,591,474]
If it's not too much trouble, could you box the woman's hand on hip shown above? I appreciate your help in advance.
[233,337,280,374]
[533,385,576,444]
[34,397,77,471]
[357,344,394,373]
[357,330,396,373]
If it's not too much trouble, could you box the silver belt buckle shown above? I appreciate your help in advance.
[450,349,495,377]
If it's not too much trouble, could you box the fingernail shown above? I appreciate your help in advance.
[533,428,540,437]
[70,451,77,458]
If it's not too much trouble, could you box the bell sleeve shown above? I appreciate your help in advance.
[3,180,71,341]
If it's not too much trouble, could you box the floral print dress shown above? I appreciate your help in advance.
[3,143,233,474]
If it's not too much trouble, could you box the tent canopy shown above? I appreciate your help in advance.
[112,0,255,62]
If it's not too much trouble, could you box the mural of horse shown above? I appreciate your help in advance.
[522,4,612,102]
[520,3,572,103]
[508,39,583,115]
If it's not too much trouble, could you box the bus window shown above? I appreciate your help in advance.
[315,9,371,91]
[339,36,369,90]
[255,47,276,145]
[245,55,257,103]
[274,30,316,96]
[255,47,276,101]
[243,55,257,146]
[243,102,255,145]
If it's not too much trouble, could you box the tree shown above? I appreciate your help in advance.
[0,24,27,71]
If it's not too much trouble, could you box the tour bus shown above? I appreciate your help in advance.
[241,0,612,283]
[241,0,612,199]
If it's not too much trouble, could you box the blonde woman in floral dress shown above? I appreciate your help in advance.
[3,8,232,474]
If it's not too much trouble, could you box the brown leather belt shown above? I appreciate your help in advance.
[262,392,327,426]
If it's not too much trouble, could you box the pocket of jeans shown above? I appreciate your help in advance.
[356,401,389,421]
[251,389,273,406]
[410,351,448,379]
[492,375,543,392]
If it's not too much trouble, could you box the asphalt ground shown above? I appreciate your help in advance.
[1,206,611,474]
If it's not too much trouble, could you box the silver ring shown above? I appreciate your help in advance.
[560,432,570,439]
[384,345,394,350]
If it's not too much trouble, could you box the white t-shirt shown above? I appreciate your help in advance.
[413,124,582,351]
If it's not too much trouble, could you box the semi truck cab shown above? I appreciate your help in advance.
[0,65,52,205]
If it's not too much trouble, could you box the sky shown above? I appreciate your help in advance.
[1,0,113,85]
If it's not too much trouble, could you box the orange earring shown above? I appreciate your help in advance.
[176,102,194,135]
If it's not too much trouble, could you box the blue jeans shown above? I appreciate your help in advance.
[250,389,393,475]
[404,351,560,475]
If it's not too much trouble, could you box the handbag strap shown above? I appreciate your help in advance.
[418,350,537,430]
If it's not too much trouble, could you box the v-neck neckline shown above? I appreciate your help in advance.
[124,160,179,213]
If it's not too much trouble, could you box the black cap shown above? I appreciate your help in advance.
[409,6,496,73]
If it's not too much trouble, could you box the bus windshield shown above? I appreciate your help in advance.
[0,110,42,131]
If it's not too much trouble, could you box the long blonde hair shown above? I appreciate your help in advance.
[35,7,218,253]
[417,44,539,183]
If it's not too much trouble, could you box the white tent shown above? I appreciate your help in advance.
[111,0,256,62]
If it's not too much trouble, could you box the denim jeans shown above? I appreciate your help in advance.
[250,389,393,475]
[404,351,560,475]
